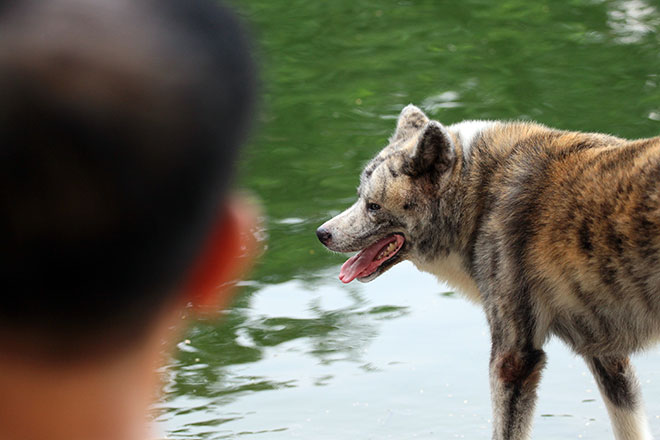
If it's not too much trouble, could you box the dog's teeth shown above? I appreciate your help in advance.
[376,242,398,261]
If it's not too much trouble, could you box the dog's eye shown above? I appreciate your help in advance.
[367,202,381,212]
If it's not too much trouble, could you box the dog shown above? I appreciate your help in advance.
[317,104,660,440]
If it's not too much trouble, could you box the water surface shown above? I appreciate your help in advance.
[156,0,660,438]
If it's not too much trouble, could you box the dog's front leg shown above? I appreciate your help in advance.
[483,282,547,439]
[484,290,547,440]
[489,343,546,440]
[585,355,652,440]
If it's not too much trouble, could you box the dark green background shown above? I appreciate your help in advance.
[156,1,660,438]
[243,0,660,283]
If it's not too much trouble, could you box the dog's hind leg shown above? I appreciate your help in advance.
[585,356,652,440]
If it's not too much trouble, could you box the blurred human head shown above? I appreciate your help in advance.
[0,0,257,357]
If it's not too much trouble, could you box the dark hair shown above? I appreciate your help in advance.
[0,0,256,355]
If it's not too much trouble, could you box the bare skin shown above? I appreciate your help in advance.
[0,196,260,440]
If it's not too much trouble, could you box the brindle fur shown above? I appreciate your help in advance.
[317,105,660,439]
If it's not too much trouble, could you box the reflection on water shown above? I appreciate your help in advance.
[607,0,659,44]
[156,265,492,439]
[156,0,660,438]
[159,263,660,440]
[157,264,660,439]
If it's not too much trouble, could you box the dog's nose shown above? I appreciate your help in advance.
[316,227,332,245]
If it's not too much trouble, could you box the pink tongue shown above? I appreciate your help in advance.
[339,235,399,284]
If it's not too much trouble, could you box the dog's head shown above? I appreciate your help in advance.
[317,104,458,283]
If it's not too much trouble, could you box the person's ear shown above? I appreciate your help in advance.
[183,194,261,316]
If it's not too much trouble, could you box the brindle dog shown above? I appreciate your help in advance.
[318,105,660,440]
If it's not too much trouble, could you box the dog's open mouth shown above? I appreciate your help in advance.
[339,234,405,283]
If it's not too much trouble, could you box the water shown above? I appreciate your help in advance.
[155,0,660,438]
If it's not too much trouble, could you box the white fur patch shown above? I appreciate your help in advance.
[448,120,497,158]
[603,399,652,440]
[413,252,482,303]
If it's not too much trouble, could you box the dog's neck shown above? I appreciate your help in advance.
[442,121,501,256]
[448,120,498,162]
[426,120,532,297]
[410,120,560,301]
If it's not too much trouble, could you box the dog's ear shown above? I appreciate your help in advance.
[403,121,455,177]
[391,104,429,142]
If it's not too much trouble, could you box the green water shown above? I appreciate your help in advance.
[156,0,660,438]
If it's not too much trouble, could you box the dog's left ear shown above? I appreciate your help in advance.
[391,104,429,142]
[403,121,455,177]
